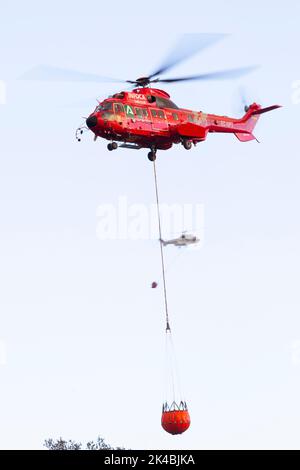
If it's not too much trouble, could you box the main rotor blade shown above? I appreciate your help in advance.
[155,65,259,83]
[149,33,227,79]
[20,65,126,83]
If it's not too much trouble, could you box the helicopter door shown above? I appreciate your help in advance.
[114,103,126,130]
[134,107,152,135]
[150,109,169,135]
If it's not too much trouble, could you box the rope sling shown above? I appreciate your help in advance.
[152,160,191,435]
[152,160,171,333]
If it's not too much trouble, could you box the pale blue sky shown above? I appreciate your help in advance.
[0,0,300,450]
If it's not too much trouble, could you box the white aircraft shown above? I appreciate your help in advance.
[160,232,200,248]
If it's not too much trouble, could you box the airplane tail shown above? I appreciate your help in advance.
[234,103,281,142]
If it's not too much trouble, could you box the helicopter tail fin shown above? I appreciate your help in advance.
[234,132,256,142]
[235,103,281,142]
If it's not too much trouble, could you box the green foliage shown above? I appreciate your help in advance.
[44,438,82,450]
[44,436,124,450]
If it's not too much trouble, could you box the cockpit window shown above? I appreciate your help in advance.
[96,102,113,112]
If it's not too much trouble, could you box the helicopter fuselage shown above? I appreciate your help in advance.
[84,87,279,155]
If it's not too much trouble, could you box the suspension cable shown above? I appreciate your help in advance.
[152,160,171,332]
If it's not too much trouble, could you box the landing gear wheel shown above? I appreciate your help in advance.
[182,140,192,150]
[107,142,118,151]
[148,151,156,161]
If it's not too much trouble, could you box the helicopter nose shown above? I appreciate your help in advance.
[86,115,98,129]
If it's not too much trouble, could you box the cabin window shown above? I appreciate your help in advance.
[114,103,124,114]
[135,107,143,118]
[156,96,179,109]
[188,114,194,122]
[135,107,149,119]
[172,113,179,121]
[151,109,165,119]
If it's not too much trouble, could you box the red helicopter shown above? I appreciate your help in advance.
[23,34,281,160]
[81,88,280,162]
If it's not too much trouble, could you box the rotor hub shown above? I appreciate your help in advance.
[126,76,152,87]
